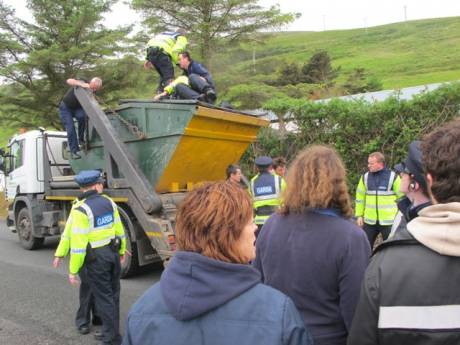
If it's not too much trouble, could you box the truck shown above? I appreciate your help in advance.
[0,89,268,277]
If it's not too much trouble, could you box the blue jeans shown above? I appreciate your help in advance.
[59,102,86,154]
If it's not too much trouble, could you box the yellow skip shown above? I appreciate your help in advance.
[157,106,269,192]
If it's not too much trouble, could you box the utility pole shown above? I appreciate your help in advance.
[322,15,326,31]
[252,47,256,74]
[404,5,407,21]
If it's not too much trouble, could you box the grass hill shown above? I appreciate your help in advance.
[2,17,460,145]
[215,16,460,91]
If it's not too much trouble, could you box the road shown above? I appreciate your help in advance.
[0,220,162,345]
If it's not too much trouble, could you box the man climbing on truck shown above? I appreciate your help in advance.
[59,77,102,159]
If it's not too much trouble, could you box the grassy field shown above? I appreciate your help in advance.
[216,16,460,90]
[2,17,460,137]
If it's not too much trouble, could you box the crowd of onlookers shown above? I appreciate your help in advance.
[123,117,460,345]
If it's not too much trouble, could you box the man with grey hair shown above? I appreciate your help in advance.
[59,77,102,159]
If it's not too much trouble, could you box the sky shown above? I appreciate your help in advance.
[4,0,460,32]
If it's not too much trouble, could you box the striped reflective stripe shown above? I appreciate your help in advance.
[379,220,394,225]
[365,190,396,196]
[72,227,89,235]
[92,223,114,232]
[254,215,269,225]
[364,204,397,209]
[379,305,460,329]
[79,203,94,228]
[90,237,113,249]
[387,171,396,191]
[254,194,278,201]
[355,200,364,204]
[71,248,86,254]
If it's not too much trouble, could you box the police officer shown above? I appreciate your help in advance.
[144,29,188,93]
[54,221,102,335]
[63,170,126,345]
[355,152,402,247]
[389,141,431,238]
[250,156,286,235]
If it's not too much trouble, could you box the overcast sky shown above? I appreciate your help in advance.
[5,0,460,32]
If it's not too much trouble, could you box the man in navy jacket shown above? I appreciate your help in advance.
[177,51,217,104]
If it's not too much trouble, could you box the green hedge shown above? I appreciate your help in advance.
[244,82,460,192]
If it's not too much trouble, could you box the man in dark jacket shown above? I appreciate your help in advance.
[177,51,217,104]
[348,119,460,345]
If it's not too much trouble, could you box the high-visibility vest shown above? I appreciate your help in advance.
[164,76,189,95]
[250,172,286,225]
[147,32,188,64]
[57,193,126,274]
[355,169,402,226]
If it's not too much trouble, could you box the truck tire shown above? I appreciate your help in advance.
[16,207,44,250]
[118,208,140,278]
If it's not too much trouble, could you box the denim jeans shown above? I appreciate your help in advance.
[59,102,86,154]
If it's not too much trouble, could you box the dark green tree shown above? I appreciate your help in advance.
[343,67,383,94]
[0,0,135,128]
[276,62,303,86]
[301,50,340,86]
[130,0,299,68]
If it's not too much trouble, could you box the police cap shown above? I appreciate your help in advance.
[255,156,272,167]
[74,170,103,187]
[397,141,427,190]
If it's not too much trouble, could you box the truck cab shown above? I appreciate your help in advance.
[3,130,71,249]
[5,130,68,200]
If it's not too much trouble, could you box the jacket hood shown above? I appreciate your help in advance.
[160,251,261,321]
[407,202,460,256]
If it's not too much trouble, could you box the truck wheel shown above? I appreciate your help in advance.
[16,207,44,250]
[119,208,140,278]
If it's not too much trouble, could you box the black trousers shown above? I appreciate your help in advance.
[147,48,174,93]
[363,222,392,248]
[76,266,100,328]
[175,74,216,102]
[175,83,201,100]
[86,246,121,345]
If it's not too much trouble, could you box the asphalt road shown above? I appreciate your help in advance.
[0,220,162,345]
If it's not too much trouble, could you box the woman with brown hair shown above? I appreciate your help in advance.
[123,181,312,345]
[253,145,371,345]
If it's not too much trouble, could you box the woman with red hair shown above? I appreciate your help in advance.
[123,181,312,345]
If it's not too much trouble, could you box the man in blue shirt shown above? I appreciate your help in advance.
[177,52,216,104]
